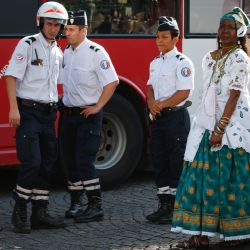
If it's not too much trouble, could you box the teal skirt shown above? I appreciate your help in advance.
[171,130,250,241]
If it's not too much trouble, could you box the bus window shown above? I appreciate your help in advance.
[56,0,178,35]
[244,1,250,14]
[186,0,242,37]
[0,0,40,37]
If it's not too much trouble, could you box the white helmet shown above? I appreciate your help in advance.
[37,1,68,27]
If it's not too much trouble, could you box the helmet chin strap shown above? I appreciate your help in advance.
[41,30,56,43]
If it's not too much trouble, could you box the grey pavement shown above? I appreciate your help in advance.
[0,170,250,250]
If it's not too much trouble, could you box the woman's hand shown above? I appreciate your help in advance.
[210,132,223,148]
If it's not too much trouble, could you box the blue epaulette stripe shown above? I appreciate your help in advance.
[25,36,36,45]
[90,45,100,52]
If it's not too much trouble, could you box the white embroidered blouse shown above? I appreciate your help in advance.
[184,48,250,162]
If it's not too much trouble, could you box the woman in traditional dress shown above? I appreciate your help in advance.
[171,7,250,248]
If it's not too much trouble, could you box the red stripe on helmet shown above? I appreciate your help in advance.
[44,9,64,14]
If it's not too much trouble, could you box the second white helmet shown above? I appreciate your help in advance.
[37,1,68,27]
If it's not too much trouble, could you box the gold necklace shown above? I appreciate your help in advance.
[221,44,237,49]
[210,45,238,94]
[218,46,237,59]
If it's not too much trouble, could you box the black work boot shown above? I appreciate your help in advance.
[158,195,175,224]
[31,200,66,229]
[65,191,83,218]
[146,196,169,223]
[74,196,104,223]
[12,198,31,234]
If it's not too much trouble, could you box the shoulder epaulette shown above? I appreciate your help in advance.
[25,36,36,45]
[89,45,100,52]
[176,54,184,61]
[65,44,70,49]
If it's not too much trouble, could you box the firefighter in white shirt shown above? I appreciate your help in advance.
[146,16,194,224]
[5,2,68,233]
[61,10,119,223]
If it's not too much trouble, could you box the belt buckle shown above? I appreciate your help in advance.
[49,103,55,112]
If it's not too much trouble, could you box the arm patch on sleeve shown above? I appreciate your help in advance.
[181,67,191,77]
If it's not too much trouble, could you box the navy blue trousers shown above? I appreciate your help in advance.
[150,108,190,191]
[15,106,57,190]
[60,111,102,183]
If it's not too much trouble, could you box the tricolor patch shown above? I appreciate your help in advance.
[181,67,191,77]
[100,60,110,70]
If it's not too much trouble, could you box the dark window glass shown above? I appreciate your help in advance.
[57,0,178,35]
[0,0,40,36]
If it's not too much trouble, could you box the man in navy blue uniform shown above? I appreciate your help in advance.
[5,2,68,233]
[61,10,119,223]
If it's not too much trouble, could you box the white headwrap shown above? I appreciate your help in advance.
[220,7,250,37]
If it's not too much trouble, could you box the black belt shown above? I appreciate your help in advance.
[60,104,97,115]
[150,100,192,120]
[161,100,192,115]
[17,97,57,112]
[60,106,84,115]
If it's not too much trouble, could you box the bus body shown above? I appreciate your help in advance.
[0,0,249,187]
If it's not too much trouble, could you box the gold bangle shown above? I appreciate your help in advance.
[213,131,221,136]
[214,126,224,135]
[218,124,226,131]
[219,121,228,127]
[216,126,224,133]
[220,117,229,121]
[220,120,229,126]
[221,116,230,121]
[214,130,223,135]
[220,118,229,123]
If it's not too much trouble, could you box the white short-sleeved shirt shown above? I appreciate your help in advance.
[5,33,62,103]
[62,38,119,107]
[147,47,194,106]
[184,48,250,162]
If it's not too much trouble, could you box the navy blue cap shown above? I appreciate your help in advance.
[68,10,87,26]
[157,16,179,33]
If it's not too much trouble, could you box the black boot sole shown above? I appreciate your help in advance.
[12,221,31,234]
[146,216,172,224]
[65,211,83,219]
[13,227,31,234]
[75,215,104,223]
[146,217,161,223]
[158,219,172,225]
[31,223,66,229]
